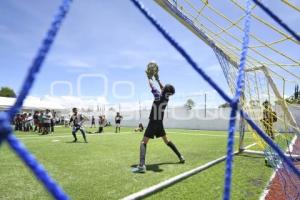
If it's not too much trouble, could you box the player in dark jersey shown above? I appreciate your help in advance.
[95,115,106,134]
[69,107,88,143]
[115,112,123,133]
[91,116,96,128]
[132,74,184,173]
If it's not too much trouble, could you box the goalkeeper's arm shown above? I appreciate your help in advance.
[156,79,164,91]
[153,72,163,90]
[148,78,155,90]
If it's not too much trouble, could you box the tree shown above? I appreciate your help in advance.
[0,87,16,97]
[184,99,195,110]
[218,102,230,108]
[285,84,300,104]
[295,84,299,100]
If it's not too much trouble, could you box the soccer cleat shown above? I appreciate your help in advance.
[179,156,185,164]
[132,165,146,173]
[72,139,77,143]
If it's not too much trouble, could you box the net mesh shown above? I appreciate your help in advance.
[0,0,299,199]
[154,0,300,199]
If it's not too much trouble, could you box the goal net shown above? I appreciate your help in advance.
[155,0,300,199]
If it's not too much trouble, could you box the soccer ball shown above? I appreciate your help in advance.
[146,61,159,79]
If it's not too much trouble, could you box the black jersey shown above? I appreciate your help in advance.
[149,86,168,121]
[115,116,122,124]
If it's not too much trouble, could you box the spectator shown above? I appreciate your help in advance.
[91,116,96,128]
[33,111,40,132]
[42,109,52,135]
[26,113,33,132]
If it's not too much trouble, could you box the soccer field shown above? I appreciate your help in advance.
[0,126,273,200]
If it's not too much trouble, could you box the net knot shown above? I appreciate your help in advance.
[229,98,239,110]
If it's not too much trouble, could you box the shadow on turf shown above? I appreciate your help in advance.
[131,162,179,173]
[65,141,87,144]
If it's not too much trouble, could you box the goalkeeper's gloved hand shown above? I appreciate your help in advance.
[146,70,152,80]
[154,73,159,81]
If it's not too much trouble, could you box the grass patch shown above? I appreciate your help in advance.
[0,126,273,199]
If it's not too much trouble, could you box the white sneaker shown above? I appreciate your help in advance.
[179,156,185,164]
[132,165,146,173]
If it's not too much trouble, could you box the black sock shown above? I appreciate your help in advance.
[167,141,182,159]
[140,143,147,166]
[72,131,77,141]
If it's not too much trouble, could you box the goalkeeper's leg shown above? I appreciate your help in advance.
[162,136,185,163]
[139,137,149,167]
[132,137,149,173]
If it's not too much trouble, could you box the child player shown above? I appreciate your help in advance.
[115,112,123,133]
[69,107,88,143]
[132,63,185,173]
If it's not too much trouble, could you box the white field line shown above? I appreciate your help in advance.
[122,143,257,200]
[16,131,252,141]
[16,132,133,140]
[259,135,298,200]
[169,131,253,139]
[259,172,276,200]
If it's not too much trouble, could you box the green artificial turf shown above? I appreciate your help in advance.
[0,126,273,200]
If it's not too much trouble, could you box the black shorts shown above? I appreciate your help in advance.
[43,123,50,128]
[144,120,166,139]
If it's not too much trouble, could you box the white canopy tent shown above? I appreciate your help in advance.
[0,97,65,112]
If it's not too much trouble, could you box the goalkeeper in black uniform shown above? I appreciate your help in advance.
[69,107,88,143]
[132,63,185,173]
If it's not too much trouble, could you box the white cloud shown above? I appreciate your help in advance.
[104,47,187,70]
[54,59,92,68]
[47,53,94,69]
[65,59,92,68]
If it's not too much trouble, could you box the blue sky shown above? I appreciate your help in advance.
[0,0,298,108]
